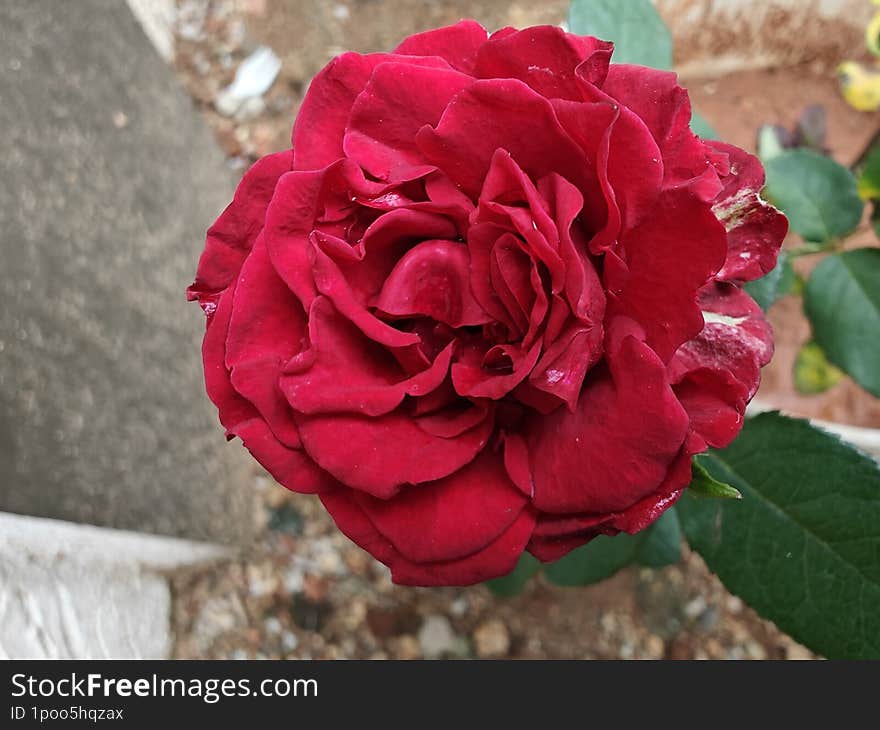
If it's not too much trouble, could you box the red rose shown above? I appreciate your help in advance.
[189,21,787,586]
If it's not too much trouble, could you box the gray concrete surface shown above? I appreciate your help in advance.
[0,0,256,542]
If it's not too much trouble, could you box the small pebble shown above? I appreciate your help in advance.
[473,620,510,659]
[696,606,720,631]
[390,635,421,660]
[450,597,469,617]
[726,596,744,614]
[641,634,666,659]
[418,615,457,659]
[281,632,299,652]
[785,642,814,660]
[264,617,282,634]
[684,596,707,619]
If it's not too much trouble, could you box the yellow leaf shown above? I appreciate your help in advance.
[794,341,844,395]
[838,62,880,112]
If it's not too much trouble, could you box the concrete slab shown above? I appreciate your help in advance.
[0,512,226,659]
[0,0,256,542]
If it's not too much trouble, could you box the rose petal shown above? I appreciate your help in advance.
[321,488,536,586]
[528,322,603,411]
[297,402,494,498]
[188,150,292,305]
[611,449,692,533]
[281,296,452,417]
[311,243,421,348]
[476,150,567,293]
[526,513,611,563]
[355,449,527,563]
[292,53,451,171]
[319,488,397,565]
[527,450,691,561]
[415,398,491,438]
[319,207,460,305]
[416,78,602,216]
[231,418,338,494]
[374,239,490,327]
[423,172,475,233]
[503,432,535,497]
[393,19,489,74]
[598,65,689,151]
[345,62,474,181]
[670,282,774,400]
[527,532,605,563]
[474,25,612,100]
[226,234,307,448]
[467,225,521,334]
[531,512,610,539]
[488,26,517,41]
[595,65,718,194]
[391,510,535,586]
[202,277,256,431]
[673,367,748,450]
[526,321,689,514]
[264,160,409,310]
[552,98,662,248]
[537,173,604,321]
[709,142,788,282]
[201,276,334,494]
[489,234,540,336]
[263,168,328,308]
[452,338,543,399]
[608,187,727,362]
[292,53,378,171]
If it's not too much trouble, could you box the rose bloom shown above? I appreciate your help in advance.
[189,21,786,586]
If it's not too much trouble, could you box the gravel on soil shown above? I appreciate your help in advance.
[169,469,814,660]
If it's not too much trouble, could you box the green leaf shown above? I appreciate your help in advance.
[744,251,795,311]
[856,138,880,200]
[793,340,844,394]
[688,459,742,500]
[485,552,541,597]
[569,0,673,69]
[635,507,682,567]
[545,508,682,585]
[867,12,880,59]
[678,412,880,659]
[804,249,880,397]
[690,112,717,140]
[544,531,639,586]
[763,149,863,243]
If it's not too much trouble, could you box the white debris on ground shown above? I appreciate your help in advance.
[215,45,281,118]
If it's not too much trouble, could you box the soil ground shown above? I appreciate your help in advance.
[169,0,878,659]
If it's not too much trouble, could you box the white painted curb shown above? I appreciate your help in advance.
[126,0,175,62]
[750,399,880,460]
[0,513,226,659]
